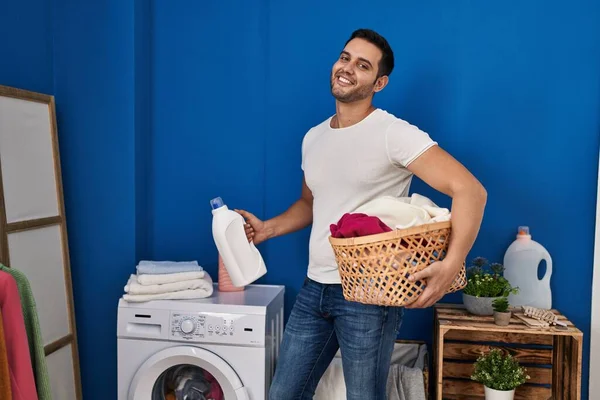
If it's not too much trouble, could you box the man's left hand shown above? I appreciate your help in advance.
[405,260,461,309]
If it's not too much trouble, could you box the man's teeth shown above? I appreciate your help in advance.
[339,76,352,84]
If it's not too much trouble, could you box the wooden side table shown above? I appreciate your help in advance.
[433,304,583,399]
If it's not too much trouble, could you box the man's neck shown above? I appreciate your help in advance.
[332,99,376,129]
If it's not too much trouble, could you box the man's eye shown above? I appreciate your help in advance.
[359,63,368,69]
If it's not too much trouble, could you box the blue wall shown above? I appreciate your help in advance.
[53,0,151,396]
[1,0,600,399]
[0,0,54,94]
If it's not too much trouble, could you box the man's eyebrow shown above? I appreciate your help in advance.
[340,50,373,68]
[358,57,373,68]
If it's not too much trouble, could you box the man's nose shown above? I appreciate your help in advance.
[340,64,355,75]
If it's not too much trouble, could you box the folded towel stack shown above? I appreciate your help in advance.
[122,261,214,302]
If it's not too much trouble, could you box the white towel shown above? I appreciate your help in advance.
[125,274,209,295]
[353,194,450,230]
[136,260,203,275]
[136,271,205,286]
[409,193,451,223]
[122,274,213,302]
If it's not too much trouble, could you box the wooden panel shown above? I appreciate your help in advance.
[0,145,8,264]
[47,344,77,400]
[443,361,552,385]
[442,379,552,399]
[7,225,70,344]
[436,304,580,334]
[45,334,73,356]
[436,320,576,336]
[6,215,62,232]
[437,303,564,318]
[0,95,60,223]
[444,329,553,346]
[443,343,552,364]
[562,335,583,400]
[552,335,564,397]
[442,395,483,400]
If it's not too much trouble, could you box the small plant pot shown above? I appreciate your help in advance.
[463,293,500,315]
[484,386,515,400]
[494,311,512,326]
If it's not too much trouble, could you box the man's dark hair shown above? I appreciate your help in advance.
[345,28,394,78]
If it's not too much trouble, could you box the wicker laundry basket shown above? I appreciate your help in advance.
[329,221,467,307]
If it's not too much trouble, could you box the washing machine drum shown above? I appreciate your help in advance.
[128,346,249,400]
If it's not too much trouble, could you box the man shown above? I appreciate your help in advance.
[236,28,487,400]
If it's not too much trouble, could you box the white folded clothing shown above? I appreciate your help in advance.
[136,271,205,286]
[122,288,213,302]
[125,274,209,295]
[409,193,451,222]
[123,274,214,302]
[353,194,450,230]
[136,260,203,275]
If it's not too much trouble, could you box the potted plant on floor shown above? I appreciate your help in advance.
[492,297,512,326]
[462,257,518,315]
[471,348,529,400]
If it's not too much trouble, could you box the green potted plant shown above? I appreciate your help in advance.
[492,297,511,326]
[462,257,518,315]
[471,348,529,400]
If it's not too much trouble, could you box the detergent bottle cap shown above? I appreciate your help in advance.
[517,226,531,239]
[210,197,225,210]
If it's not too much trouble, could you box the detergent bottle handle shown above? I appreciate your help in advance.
[540,250,553,284]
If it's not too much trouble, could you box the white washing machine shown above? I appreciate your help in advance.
[117,284,285,400]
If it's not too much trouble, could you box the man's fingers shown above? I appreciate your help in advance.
[409,267,431,282]
[235,209,254,221]
[407,296,426,309]
[406,289,430,308]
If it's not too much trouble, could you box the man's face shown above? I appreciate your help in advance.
[330,38,383,103]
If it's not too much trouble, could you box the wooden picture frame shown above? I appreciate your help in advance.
[0,84,82,400]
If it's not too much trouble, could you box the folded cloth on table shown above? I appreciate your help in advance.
[136,271,205,286]
[125,274,209,295]
[353,194,450,230]
[122,274,213,302]
[330,213,392,238]
[136,260,203,275]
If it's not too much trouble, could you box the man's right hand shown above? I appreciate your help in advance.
[235,209,271,245]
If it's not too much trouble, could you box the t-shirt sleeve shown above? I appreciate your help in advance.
[301,134,307,171]
[300,127,315,171]
[385,120,438,168]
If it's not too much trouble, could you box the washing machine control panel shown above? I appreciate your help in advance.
[169,311,264,345]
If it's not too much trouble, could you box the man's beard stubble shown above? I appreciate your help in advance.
[330,74,375,103]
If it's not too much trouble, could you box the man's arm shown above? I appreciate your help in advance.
[236,176,313,244]
[404,145,487,308]
[264,177,314,239]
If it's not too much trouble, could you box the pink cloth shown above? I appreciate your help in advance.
[203,369,224,400]
[330,213,392,238]
[0,271,38,400]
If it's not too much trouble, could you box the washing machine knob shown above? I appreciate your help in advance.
[180,319,196,334]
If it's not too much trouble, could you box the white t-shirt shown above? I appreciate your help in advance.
[301,108,438,284]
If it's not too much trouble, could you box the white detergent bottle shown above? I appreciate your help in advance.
[210,196,267,287]
[503,226,553,309]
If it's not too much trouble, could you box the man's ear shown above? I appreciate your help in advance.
[373,75,389,93]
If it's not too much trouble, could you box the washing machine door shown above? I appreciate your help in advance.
[128,346,249,400]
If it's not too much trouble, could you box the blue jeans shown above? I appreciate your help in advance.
[269,277,404,400]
